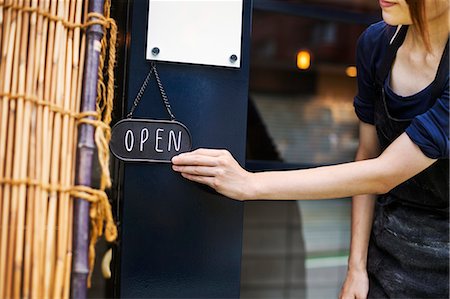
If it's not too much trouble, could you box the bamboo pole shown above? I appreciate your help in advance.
[0,0,16,296]
[0,0,6,131]
[22,140,34,299]
[0,1,3,236]
[40,0,58,297]
[12,0,33,297]
[0,1,3,53]
[63,1,86,295]
[63,199,74,298]
[0,0,10,186]
[71,0,106,297]
[0,0,3,239]
[21,0,38,297]
[65,10,85,298]
[43,0,67,296]
[23,138,34,299]
[53,0,73,296]
[5,0,24,297]
[30,0,50,298]
[30,0,51,297]
[2,90,16,299]
[35,0,49,292]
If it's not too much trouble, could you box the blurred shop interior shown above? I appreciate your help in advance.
[242,0,381,298]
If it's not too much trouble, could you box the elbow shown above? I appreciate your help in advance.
[368,159,399,195]
[362,133,434,195]
[372,167,408,195]
[373,179,394,195]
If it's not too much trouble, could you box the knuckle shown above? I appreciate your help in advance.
[215,168,225,177]
[219,149,229,156]
[212,178,222,190]
[193,148,204,156]
[217,157,226,166]
[192,167,201,175]
[219,156,230,166]
[196,148,206,154]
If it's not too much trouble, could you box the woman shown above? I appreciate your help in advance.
[172,0,449,297]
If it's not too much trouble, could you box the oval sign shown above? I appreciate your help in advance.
[110,119,192,163]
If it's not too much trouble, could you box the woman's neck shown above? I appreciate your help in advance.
[406,8,448,54]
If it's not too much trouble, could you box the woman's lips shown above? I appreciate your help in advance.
[379,0,396,8]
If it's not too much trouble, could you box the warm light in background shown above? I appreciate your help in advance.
[345,66,357,77]
[297,50,311,70]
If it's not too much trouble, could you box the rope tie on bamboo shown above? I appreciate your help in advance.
[95,0,117,192]
[0,94,108,131]
[0,178,117,244]
[0,93,100,120]
[0,4,109,30]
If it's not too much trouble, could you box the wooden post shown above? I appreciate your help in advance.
[71,0,105,297]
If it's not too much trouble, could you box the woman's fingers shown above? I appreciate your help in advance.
[191,148,227,157]
[172,154,219,167]
[172,165,217,177]
[172,148,230,166]
[180,173,215,187]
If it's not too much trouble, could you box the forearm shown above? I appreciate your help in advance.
[347,194,375,270]
[246,133,435,201]
[247,159,387,200]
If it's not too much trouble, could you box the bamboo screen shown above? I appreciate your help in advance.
[0,0,117,298]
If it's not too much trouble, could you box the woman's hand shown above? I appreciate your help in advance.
[339,268,369,299]
[171,148,254,201]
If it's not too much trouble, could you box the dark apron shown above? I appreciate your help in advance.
[367,26,450,298]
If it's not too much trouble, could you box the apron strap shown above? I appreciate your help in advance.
[431,38,449,100]
[375,25,408,86]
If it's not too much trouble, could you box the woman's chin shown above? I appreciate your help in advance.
[382,11,412,26]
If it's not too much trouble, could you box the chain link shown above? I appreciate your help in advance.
[126,68,154,118]
[152,62,176,121]
[126,62,176,120]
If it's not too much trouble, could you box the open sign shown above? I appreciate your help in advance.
[110,119,192,163]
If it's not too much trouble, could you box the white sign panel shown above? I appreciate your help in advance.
[146,0,243,68]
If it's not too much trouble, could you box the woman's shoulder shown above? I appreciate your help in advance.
[356,21,398,74]
[358,21,397,50]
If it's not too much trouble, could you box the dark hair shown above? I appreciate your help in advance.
[406,0,430,50]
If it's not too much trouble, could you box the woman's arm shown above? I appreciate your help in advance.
[340,122,379,299]
[172,132,436,201]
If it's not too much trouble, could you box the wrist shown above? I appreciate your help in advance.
[347,258,367,272]
[243,171,260,200]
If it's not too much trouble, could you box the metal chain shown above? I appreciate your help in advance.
[126,68,154,118]
[126,62,176,120]
[151,62,176,121]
